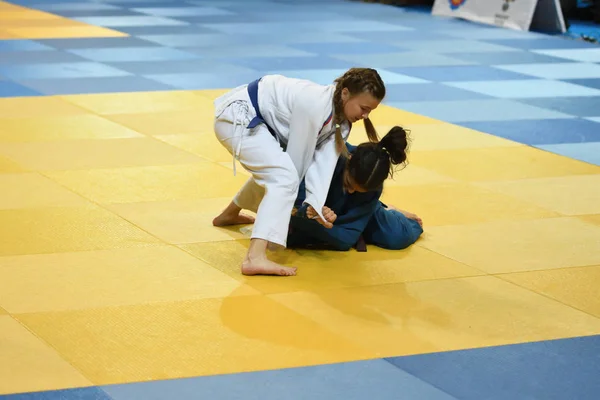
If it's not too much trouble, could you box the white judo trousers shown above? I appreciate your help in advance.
[214,100,300,247]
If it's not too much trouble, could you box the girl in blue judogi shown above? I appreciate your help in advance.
[288,126,423,252]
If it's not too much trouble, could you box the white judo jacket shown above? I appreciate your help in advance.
[214,74,351,222]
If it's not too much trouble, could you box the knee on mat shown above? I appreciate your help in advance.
[382,220,424,250]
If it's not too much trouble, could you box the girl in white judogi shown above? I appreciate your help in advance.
[212,68,386,277]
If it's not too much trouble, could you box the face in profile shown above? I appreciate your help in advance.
[341,88,380,123]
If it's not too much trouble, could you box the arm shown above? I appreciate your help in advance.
[290,192,381,251]
[301,134,340,222]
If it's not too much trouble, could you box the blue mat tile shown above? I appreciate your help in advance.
[386,335,600,400]
[0,387,113,400]
[515,97,600,117]
[108,59,254,75]
[33,3,121,11]
[386,99,573,123]
[383,83,491,102]
[144,71,264,90]
[343,30,448,43]
[130,6,235,17]
[532,48,600,63]
[113,25,218,35]
[563,78,600,90]
[103,359,457,400]
[331,52,473,68]
[0,81,43,98]
[386,39,517,53]
[189,44,314,58]
[161,14,265,24]
[587,117,600,123]
[538,142,600,166]
[0,63,131,80]
[47,9,146,17]
[18,76,176,95]
[289,42,406,55]
[446,79,600,98]
[459,118,600,145]
[495,62,600,79]
[434,26,551,40]
[73,15,188,27]
[200,20,411,35]
[35,37,161,50]
[483,37,598,50]
[241,10,355,22]
[138,33,252,47]
[0,51,87,65]
[388,65,531,82]
[67,47,200,62]
[0,40,54,52]
[448,51,573,65]
[220,55,354,71]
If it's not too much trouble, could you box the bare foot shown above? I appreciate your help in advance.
[213,212,255,227]
[388,206,423,227]
[241,258,297,276]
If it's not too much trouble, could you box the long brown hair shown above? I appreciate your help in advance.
[332,68,386,157]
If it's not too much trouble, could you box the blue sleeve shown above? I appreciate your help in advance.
[295,178,307,209]
[288,192,381,251]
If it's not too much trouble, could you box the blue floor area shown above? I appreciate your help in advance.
[2,0,599,166]
[2,334,599,400]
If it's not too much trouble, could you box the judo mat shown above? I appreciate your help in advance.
[1,0,600,398]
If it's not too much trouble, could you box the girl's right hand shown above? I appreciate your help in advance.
[307,205,337,229]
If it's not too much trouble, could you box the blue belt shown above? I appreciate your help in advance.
[247,78,280,146]
[246,77,334,150]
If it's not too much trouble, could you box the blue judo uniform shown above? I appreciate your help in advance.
[288,143,423,251]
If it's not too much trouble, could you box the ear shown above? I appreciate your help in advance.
[341,87,350,103]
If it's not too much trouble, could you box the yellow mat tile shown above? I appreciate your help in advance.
[105,109,215,136]
[0,155,26,173]
[0,97,88,119]
[155,133,235,163]
[349,123,518,152]
[192,89,230,101]
[420,217,600,273]
[181,240,485,295]
[477,174,600,216]
[0,115,142,143]
[0,205,160,257]
[107,198,252,244]
[270,275,600,358]
[44,163,249,204]
[410,146,600,182]
[383,165,458,187]
[0,9,58,20]
[0,173,87,209]
[0,315,92,395]
[5,25,127,39]
[0,245,259,314]
[499,265,600,319]
[369,104,442,125]
[0,307,7,315]
[15,296,371,385]
[578,214,600,226]
[380,182,559,227]
[1,18,85,28]
[0,137,204,171]
[0,29,19,39]
[60,91,213,115]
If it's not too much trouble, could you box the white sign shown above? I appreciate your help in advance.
[432,0,567,34]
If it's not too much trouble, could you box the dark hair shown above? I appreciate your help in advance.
[332,68,386,157]
[346,126,409,191]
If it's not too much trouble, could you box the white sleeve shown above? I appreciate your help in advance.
[302,134,340,221]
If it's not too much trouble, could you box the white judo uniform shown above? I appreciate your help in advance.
[213,74,351,247]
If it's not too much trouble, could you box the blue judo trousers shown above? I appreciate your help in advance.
[287,143,423,251]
